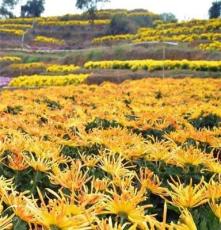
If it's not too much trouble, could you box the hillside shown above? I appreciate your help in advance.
[0,9,221,85]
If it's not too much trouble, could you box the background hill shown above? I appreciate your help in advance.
[0,9,221,85]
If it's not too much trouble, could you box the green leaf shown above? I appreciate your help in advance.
[13,217,28,230]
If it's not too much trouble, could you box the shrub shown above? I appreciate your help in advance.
[108,14,137,34]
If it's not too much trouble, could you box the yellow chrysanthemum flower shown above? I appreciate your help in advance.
[167,177,208,208]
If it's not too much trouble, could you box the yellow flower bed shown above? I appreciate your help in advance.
[10,62,47,71]
[134,18,221,43]
[199,41,221,51]
[38,19,110,26]
[10,63,80,73]
[46,64,80,73]
[0,56,21,63]
[0,24,32,29]
[134,32,221,43]
[9,74,89,87]
[0,16,58,24]
[157,18,221,30]
[84,59,221,71]
[0,28,25,36]
[93,34,134,43]
[0,78,220,228]
[34,35,65,45]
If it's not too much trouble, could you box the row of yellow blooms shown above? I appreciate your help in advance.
[93,32,221,44]
[0,56,21,63]
[34,35,65,45]
[10,62,80,73]
[199,41,221,52]
[84,59,221,71]
[8,74,89,87]
[0,78,220,229]
[0,16,110,26]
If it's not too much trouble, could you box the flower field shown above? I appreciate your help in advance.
[0,78,220,229]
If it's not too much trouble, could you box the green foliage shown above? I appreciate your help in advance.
[108,12,156,35]
[50,226,62,230]
[114,46,127,58]
[192,205,221,230]
[21,0,45,17]
[4,105,23,115]
[13,217,28,230]
[75,0,109,22]
[209,0,221,19]
[85,117,122,132]
[44,99,62,110]
[160,12,177,22]
[23,56,41,63]
[108,14,137,34]
[0,0,19,18]
[190,113,221,130]
[88,50,103,60]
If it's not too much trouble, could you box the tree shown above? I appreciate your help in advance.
[108,14,154,35]
[76,0,109,23]
[108,14,136,34]
[21,0,45,17]
[0,0,19,18]
[209,0,221,19]
[160,13,177,23]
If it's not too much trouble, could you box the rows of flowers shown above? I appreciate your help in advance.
[133,32,221,43]
[93,32,221,44]
[0,56,21,63]
[0,16,109,27]
[0,17,53,24]
[34,35,65,45]
[9,63,81,74]
[199,41,221,52]
[10,62,47,71]
[46,64,80,73]
[8,74,89,87]
[0,24,32,29]
[38,19,110,27]
[0,78,220,229]
[0,29,65,45]
[84,59,221,71]
[0,28,25,36]
[156,18,221,30]
[93,18,221,49]
[0,17,109,26]
[92,34,134,44]
[0,17,110,42]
